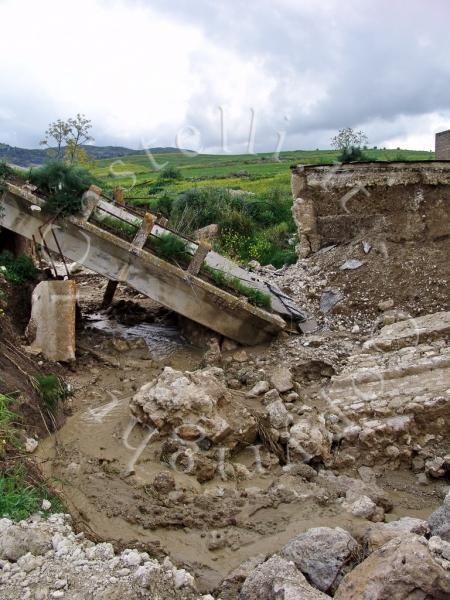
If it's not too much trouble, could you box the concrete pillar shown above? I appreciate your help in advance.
[292,197,320,258]
[26,280,77,362]
[101,280,119,309]
[187,241,211,275]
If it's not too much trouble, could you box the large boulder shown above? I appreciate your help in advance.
[288,415,333,464]
[334,534,450,599]
[280,526,359,593]
[130,367,257,450]
[239,554,329,600]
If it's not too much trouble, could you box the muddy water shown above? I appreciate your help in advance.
[36,320,441,593]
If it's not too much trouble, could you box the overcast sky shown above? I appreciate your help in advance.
[1,0,449,152]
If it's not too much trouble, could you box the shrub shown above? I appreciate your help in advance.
[0,251,37,284]
[33,374,69,414]
[29,161,96,216]
[149,233,188,264]
[158,165,183,181]
[338,146,369,163]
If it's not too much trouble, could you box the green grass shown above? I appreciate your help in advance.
[0,394,20,456]
[0,466,63,521]
[203,265,271,309]
[90,147,434,268]
[148,232,189,264]
[0,394,63,520]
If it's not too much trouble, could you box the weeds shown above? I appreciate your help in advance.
[93,213,137,239]
[0,466,63,521]
[203,265,271,309]
[33,374,70,414]
[0,394,20,457]
[0,251,37,284]
[148,232,188,264]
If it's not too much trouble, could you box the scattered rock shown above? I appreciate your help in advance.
[246,380,270,397]
[25,437,38,453]
[240,554,329,600]
[288,415,333,464]
[428,495,450,542]
[347,495,377,520]
[377,298,394,311]
[365,517,430,551]
[340,259,364,271]
[130,367,257,451]
[281,526,359,593]
[269,367,294,393]
[152,472,176,494]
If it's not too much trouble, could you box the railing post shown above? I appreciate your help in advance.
[80,185,102,221]
[113,186,124,205]
[187,241,211,275]
[132,212,156,251]
[101,212,156,308]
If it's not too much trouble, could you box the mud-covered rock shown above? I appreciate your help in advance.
[239,554,328,600]
[280,526,359,593]
[219,554,266,600]
[334,534,450,599]
[364,517,430,551]
[130,366,257,450]
[288,415,333,464]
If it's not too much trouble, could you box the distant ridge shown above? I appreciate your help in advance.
[0,143,183,167]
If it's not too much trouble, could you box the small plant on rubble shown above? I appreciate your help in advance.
[33,374,70,414]
[28,161,97,216]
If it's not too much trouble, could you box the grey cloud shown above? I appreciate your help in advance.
[2,0,450,150]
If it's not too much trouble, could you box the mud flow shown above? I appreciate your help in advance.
[35,276,445,594]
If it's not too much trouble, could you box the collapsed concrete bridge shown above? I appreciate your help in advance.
[0,182,311,345]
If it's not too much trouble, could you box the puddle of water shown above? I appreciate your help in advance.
[86,311,188,357]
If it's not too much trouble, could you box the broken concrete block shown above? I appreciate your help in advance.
[26,280,77,362]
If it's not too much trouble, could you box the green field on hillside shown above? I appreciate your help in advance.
[90,147,434,268]
[92,148,434,202]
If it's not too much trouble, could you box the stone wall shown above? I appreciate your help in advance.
[436,130,450,160]
[291,161,450,257]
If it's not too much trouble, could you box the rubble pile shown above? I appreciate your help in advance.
[0,514,204,600]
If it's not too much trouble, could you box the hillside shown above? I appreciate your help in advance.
[0,143,183,167]
[91,147,436,202]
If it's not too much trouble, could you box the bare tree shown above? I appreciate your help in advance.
[331,127,368,151]
[65,113,94,164]
[40,118,71,159]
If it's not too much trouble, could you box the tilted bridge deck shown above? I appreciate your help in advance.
[1,182,309,345]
